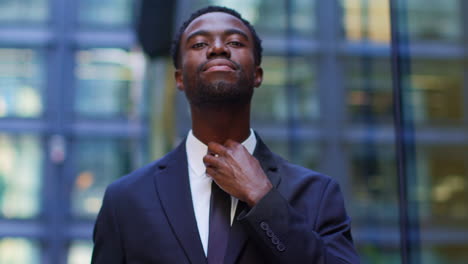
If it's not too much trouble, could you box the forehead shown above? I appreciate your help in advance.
[182,12,252,40]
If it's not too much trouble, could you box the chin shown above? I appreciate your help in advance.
[187,82,253,108]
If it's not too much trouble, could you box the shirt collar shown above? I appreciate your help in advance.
[186,129,257,177]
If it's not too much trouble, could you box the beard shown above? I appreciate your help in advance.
[183,60,255,108]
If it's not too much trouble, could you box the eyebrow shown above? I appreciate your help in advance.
[185,28,250,43]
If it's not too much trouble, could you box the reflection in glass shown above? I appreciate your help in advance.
[252,56,288,121]
[0,134,42,219]
[68,240,93,264]
[295,140,318,170]
[260,138,318,170]
[78,0,133,27]
[397,0,468,262]
[261,138,289,161]
[342,0,391,43]
[415,146,468,228]
[202,0,262,26]
[72,138,135,219]
[420,245,468,264]
[252,56,317,122]
[290,57,318,121]
[203,0,315,36]
[346,57,393,123]
[409,60,463,124]
[358,245,401,264]
[202,0,284,34]
[0,0,48,24]
[253,0,286,34]
[74,48,145,119]
[349,143,398,223]
[407,0,460,43]
[0,49,44,118]
[349,143,401,264]
[291,0,316,36]
[0,238,40,264]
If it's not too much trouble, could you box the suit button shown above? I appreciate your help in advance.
[271,236,279,245]
[266,230,274,238]
[260,221,269,230]
[277,243,286,252]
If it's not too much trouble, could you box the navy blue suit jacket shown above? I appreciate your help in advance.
[91,135,360,264]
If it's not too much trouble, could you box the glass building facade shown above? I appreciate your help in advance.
[0,0,467,263]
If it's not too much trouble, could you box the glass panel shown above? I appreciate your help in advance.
[0,49,44,118]
[261,138,289,160]
[349,143,398,223]
[291,0,316,36]
[202,0,315,36]
[252,56,317,122]
[0,134,42,219]
[291,57,318,121]
[358,245,401,264]
[78,0,133,27]
[295,139,319,170]
[201,0,286,35]
[410,59,463,125]
[200,0,264,26]
[349,142,401,264]
[0,238,40,264]
[346,56,393,123]
[342,0,391,43]
[0,0,48,24]
[71,138,135,219]
[396,0,468,263]
[421,245,468,264]
[407,0,460,43]
[261,137,319,170]
[74,48,145,119]
[68,240,93,264]
[252,56,288,122]
[251,0,286,35]
[416,146,468,228]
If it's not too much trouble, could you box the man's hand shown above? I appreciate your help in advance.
[203,139,272,207]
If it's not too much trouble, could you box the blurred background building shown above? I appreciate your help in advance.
[0,0,467,263]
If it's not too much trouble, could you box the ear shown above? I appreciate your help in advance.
[254,66,263,88]
[175,69,184,91]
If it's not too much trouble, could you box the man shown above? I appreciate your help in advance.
[92,6,359,264]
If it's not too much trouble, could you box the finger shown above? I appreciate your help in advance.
[224,139,241,149]
[207,141,228,156]
[205,167,217,178]
[203,154,223,168]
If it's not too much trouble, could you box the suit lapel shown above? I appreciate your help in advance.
[154,141,207,264]
[224,134,281,264]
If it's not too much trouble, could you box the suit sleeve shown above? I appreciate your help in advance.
[91,186,126,264]
[238,178,360,264]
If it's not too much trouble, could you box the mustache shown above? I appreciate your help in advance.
[197,59,241,73]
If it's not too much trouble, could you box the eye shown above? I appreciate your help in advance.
[192,42,207,49]
[228,41,244,47]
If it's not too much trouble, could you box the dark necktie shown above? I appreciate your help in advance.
[207,181,231,264]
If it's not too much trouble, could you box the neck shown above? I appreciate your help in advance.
[190,104,251,145]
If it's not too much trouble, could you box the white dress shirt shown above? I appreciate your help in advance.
[186,129,257,256]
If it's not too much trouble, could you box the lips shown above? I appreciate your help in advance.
[202,59,237,72]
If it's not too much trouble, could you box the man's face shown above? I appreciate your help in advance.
[175,12,263,108]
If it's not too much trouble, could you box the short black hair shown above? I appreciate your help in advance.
[171,5,263,68]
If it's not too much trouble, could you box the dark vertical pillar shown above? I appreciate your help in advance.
[284,0,299,161]
[461,0,468,126]
[316,0,348,187]
[46,0,77,263]
[389,0,420,263]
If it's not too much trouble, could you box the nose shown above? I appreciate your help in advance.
[207,39,230,59]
